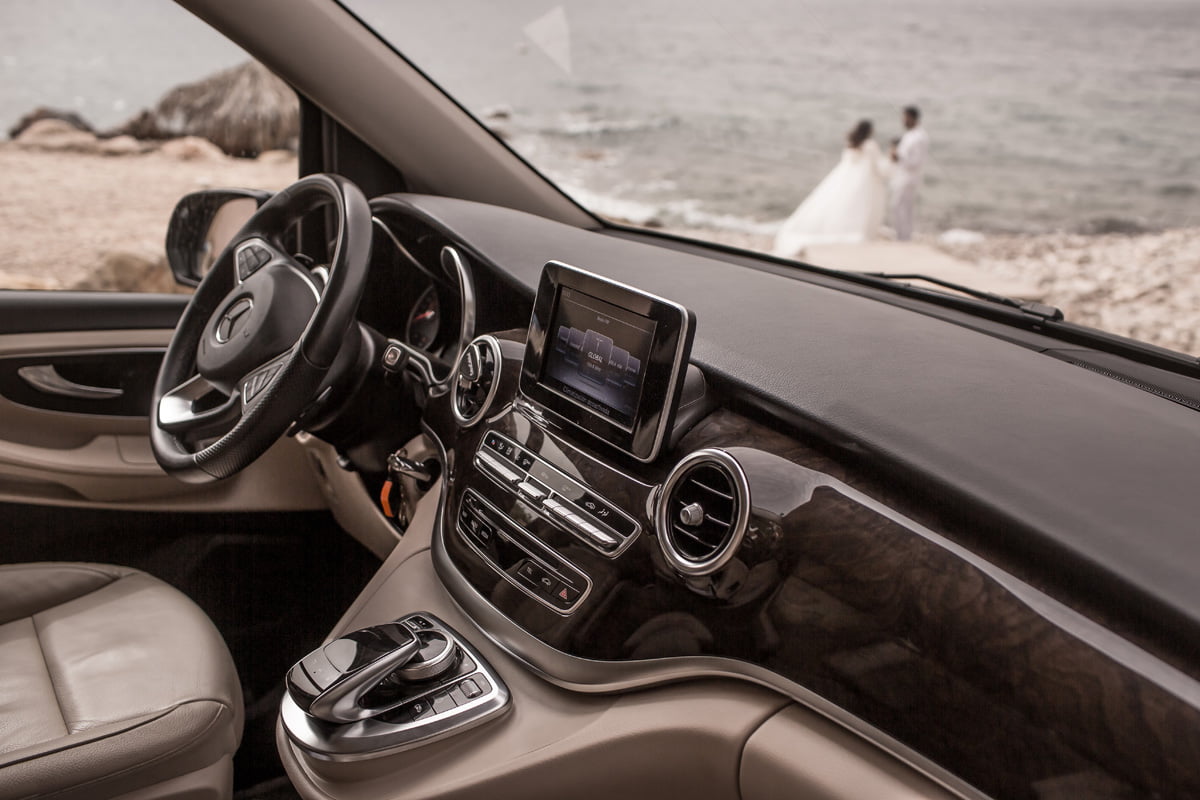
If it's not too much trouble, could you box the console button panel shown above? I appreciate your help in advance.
[476,431,640,551]
[458,489,590,614]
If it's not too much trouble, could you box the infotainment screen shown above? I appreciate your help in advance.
[539,286,656,429]
[520,261,695,462]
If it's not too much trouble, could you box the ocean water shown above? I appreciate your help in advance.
[3,0,1198,236]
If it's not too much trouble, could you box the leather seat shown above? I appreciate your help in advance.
[0,563,243,800]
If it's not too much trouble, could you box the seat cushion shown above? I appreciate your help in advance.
[0,563,243,800]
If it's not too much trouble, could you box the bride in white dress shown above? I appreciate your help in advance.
[773,120,892,257]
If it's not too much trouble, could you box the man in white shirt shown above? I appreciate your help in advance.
[890,106,929,241]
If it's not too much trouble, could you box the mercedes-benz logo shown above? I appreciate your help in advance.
[215,298,253,343]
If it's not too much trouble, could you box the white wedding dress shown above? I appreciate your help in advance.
[773,139,891,257]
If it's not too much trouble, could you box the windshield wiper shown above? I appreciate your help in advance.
[857,272,1064,321]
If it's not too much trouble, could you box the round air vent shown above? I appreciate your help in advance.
[452,335,502,426]
[655,448,750,576]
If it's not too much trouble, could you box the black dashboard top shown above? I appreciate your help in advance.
[381,193,1200,642]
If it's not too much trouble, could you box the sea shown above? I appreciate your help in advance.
[3,0,1198,236]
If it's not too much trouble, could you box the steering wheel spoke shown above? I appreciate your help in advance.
[158,373,241,438]
[239,349,293,412]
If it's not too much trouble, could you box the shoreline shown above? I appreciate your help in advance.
[1,137,1195,356]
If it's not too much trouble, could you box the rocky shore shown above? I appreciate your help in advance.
[2,120,1195,356]
[938,228,1200,356]
[0,126,296,292]
[660,224,1200,357]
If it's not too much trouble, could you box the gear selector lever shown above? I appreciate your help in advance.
[286,621,455,723]
[282,613,510,759]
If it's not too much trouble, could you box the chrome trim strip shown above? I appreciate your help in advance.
[441,245,477,356]
[1,346,165,359]
[17,364,123,400]
[654,448,751,576]
[371,215,443,285]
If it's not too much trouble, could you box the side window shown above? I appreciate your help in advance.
[0,2,298,293]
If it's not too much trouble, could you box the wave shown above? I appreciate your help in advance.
[562,185,781,237]
[535,112,679,138]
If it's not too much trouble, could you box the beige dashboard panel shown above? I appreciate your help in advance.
[742,704,958,800]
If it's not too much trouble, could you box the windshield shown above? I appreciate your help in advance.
[343,0,1199,356]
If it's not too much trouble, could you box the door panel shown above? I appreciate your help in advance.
[0,295,325,512]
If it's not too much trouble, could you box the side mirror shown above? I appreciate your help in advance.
[164,189,271,287]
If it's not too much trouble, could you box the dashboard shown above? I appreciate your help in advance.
[292,193,1200,800]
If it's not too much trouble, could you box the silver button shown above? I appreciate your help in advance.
[517,481,547,504]
[476,451,523,484]
[573,518,619,549]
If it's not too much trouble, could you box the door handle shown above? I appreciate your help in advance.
[17,365,124,400]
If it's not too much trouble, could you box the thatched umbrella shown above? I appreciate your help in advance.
[115,61,298,157]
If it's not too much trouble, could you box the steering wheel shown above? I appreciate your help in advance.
[151,174,372,483]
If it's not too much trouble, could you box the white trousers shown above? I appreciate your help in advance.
[890,179,918,241]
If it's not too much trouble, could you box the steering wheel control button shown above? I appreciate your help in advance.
[236,242,273,281]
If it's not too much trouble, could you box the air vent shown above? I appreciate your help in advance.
[655,449,750,576]
[452,336,502,426]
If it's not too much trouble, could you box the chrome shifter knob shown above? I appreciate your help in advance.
[286,622,422,724]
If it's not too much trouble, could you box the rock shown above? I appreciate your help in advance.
[935,226,1200,356]
[481,105,512,121]
[112,61,298,157]
[159,136,227,162]
[71,249,179,294]
[0,273,61,290]
[256,149,295,165]
[97,135,150,156]
[8,107,94,140]
[938,228,985,246]
[14,118,100,154]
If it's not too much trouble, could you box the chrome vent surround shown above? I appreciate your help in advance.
[655,448,750,576]
[452,335,502,427]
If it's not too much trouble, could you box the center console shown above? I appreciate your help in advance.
[281,613,509,760]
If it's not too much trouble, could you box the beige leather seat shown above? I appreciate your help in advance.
[0,563,243,800]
